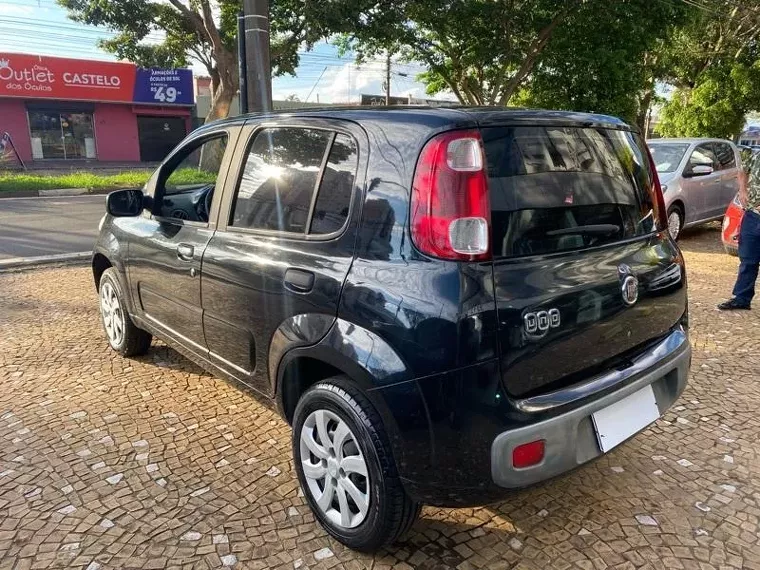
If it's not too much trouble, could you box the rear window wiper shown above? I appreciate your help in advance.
[546,224,621,237]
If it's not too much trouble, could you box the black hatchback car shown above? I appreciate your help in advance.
[94,107,691,551]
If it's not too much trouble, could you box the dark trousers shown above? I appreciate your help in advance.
[733,210,760,305]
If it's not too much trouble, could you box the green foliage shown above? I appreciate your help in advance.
[519,0,685,125]
[657,62,760,138]
[338,0,587,105]
[655,1,760,138]
[0,170,153,192]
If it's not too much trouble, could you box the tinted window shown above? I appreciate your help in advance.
[648,143,689,173]
[310,134,358,235]
[157,134,228,222]
[483,126,657,258]
[688,145,717,171]
[230,128,331,233]
[712,142,736,169]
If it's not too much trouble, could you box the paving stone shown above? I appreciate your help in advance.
[0,226,758,569]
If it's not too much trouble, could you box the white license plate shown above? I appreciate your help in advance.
[592,385,660,453]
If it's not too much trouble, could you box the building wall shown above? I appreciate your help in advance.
[94,103,141,162]
[0,99,33,163]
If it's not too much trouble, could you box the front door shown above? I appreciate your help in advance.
[200,120,365,396]
[710,141,740,217]
[682,143,720,222]
[128,129,237,356]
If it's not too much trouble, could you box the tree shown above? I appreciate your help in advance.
[655,1,760,138]
[516,0,685,128]
[57,0,352,122]
[337,0,588,106]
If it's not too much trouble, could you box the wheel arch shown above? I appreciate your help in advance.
[92,252,113,292]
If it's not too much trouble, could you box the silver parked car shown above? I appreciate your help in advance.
[647,138,741,239]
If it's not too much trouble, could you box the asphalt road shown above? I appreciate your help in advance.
[0,195,105,260]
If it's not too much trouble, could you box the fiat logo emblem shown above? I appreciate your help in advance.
[621,275,639,306]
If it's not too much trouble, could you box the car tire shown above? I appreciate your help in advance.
[98,268,152,357]
[667,205,684,240]
[292,378,420,552]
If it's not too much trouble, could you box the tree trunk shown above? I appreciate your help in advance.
[636,88,653,135]
[205,48,239,123]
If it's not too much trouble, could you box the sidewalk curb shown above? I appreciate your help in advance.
[0,188,112,199]
[0,251,92,272]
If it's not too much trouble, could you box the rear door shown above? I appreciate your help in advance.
[200,119,365,396]
[483,125,687,398]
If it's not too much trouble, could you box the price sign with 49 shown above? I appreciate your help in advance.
[152,85,179,103]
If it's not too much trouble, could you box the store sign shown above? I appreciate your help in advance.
[0,53,193,105]
[134,68,193,105]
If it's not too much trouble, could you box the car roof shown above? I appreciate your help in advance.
[198,105,632,133]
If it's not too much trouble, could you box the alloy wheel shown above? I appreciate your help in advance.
[299,409,370,529]
[100,281,124,347]
[668,211,681,239]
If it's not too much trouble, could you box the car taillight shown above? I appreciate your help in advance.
[644,146,668,232]
[410,130,491,261]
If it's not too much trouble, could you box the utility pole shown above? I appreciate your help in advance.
[236,10,248,114]
[243,0,272,113]
[385,51,391,105]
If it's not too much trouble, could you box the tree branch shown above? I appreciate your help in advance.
[496,1,582,105]
[166,0,209,43]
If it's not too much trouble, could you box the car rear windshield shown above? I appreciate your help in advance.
[648,142,690,173]
[482,126,657,258]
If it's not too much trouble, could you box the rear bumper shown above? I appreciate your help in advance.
[491,328,691,488]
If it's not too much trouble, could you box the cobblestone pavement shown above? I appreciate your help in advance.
[1,224,759,570]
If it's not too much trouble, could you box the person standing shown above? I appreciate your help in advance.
[718,148,760,310]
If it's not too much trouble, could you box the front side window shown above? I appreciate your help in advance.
[483,126,657,258]
[230,127,357,236]
[687,144,717,173]
[155,134,228,222]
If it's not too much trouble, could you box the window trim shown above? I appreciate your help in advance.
[225,124,359,241]
[151,129,232,229]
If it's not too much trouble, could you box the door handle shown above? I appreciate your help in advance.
[177,243,194,261]
[284,268,315,293]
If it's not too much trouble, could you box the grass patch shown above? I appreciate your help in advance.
[0,168,217,193]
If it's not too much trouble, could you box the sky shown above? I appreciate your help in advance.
[0,0,453,104]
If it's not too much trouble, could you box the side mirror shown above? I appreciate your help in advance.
[687,164,714,177]
[106,189,148,217]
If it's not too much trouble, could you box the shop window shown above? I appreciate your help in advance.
[28,111,95,160]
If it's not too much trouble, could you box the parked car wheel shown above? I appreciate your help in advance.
[667,205,684,240]
[292,379,420,552]
[99,268,152,357]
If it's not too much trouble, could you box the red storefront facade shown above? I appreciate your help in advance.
[0,53,194,163]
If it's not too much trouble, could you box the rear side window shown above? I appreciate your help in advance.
[230,128,332,233]
[712,142,736,170]
[310,134,358,235]
[230,127,357,236]
[483,126,657,258]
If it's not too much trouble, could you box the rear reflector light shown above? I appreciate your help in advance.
[411,130,491,261]
[512,440,545,469]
